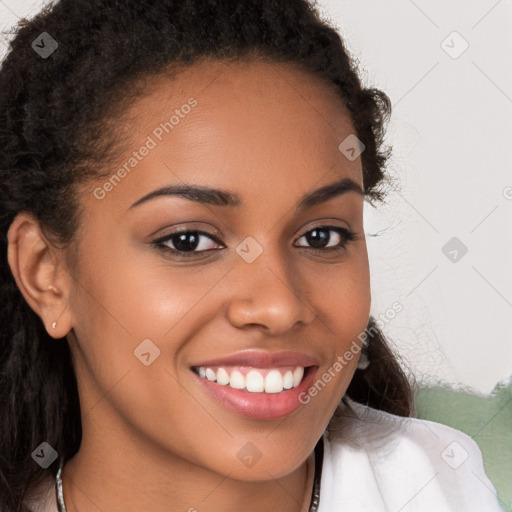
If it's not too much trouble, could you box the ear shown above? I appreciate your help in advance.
[7,212,74,339]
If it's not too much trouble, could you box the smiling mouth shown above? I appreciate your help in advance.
[191,365,312,394]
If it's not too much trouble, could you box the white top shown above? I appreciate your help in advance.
[23,397,503,512]
[318,397,503,511]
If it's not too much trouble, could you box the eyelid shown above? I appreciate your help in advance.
[151,223,224,242]
[296,219,354,238]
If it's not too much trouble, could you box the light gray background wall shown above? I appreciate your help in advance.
[1,0,511,394]
[317,0,512,394]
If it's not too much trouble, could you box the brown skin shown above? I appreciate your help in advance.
[7,59,371,512]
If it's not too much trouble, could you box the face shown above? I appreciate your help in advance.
[61,58,371,480]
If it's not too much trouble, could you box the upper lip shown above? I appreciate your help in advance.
[190,350,319,368]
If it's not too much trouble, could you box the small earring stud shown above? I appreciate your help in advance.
[51,321,57,330]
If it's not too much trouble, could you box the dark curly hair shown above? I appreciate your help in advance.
[0,0,414,510]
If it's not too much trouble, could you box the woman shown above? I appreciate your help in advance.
[0,1,503,511]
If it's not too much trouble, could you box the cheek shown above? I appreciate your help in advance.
[333,273,371,343]
[67,247,234,417]
[67,254,216,452]
[309,248,371,339]
[71,239,219,337]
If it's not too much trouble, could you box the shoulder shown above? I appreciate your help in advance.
[320,397,503,511]
[329,396,483,454]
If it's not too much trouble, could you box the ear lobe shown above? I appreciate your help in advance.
[7,212,73,338]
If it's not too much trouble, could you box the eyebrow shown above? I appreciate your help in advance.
[128,177,365,212]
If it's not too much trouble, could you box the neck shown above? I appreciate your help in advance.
[60,414,317,512]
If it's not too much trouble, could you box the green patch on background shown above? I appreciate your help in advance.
[415,377,512,512]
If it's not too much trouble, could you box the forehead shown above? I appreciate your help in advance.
[122,57,358,158]
[85,58,363,218]
[130,56,351,120]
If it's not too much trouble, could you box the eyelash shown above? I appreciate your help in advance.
[152,225,357,258]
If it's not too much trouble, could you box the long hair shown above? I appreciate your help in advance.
[0,1,413,510]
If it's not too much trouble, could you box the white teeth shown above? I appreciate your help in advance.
[283,370,294,389]
[205,368,216,381]
[216,367,230,385]
[293,367,304,387]
[195,366,307,393]
[246,370,264,392]
[229,370,246,389]
[264,369,283,393]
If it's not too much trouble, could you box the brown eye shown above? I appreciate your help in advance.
[152,225,357,259]
[153,229,223,256]
[295,226,356,252]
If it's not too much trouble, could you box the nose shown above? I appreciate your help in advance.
[226,245,316,335]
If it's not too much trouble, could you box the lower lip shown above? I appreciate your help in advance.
[191,366,319,420]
